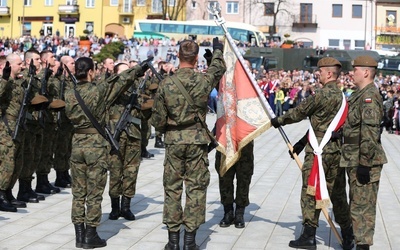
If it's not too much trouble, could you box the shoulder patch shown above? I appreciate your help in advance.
[364,98,372,103]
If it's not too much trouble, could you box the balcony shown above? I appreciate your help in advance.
[58,4,79,14]
[292,14,317,28]
[375,25,400,35]
[0,6,10,16]
[119,1,134,15]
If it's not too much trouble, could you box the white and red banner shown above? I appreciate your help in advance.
[215,41,271,176]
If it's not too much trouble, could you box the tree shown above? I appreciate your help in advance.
[263,0,291,37]
[161,0,188,20]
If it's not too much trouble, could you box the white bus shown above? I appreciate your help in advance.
[133,19,264,47]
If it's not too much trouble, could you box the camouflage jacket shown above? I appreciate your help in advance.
[151,49,226,145]
[64,65,141,147]
[340,82,387,167]
[277,81,344,153]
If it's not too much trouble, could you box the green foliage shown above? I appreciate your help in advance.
[284,39,294,44]
[92,41,125,62]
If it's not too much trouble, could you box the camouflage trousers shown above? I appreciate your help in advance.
[20,121,43,181]
[36,122,57,175]
[70,134,109,227]
[108,135,141,198]
[54,122,73,172]
[215,142,254,207]
[163,144,210,233]
[0,121,23,190]
[301,152,351,228]
[347,165,382,246]
[141,111,152,147]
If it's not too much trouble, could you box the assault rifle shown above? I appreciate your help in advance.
[65,64,120,155]
[109,73,148,155]
[38,63,52,128]
[56,72,66,128]
[147,61,164,82]
[13,59,35,142]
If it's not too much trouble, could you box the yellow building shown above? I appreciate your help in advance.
[0,0,186,39]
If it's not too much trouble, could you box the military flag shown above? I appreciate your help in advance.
[215,41,271,176]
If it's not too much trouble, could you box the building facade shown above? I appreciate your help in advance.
[0,0,186,39]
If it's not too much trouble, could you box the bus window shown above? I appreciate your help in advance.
[140,23,160,32]
[228,28,251,43]
[209,26,224,36]
[185,25,208,35]
[161,24,184,33]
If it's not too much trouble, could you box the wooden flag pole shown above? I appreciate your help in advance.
[207,3,342,245]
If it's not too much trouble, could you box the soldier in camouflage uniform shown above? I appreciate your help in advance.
[151,38,226,250]
[34,50,61,195]
[53,56,75,188]
[18,48,47,204]
[0,54,26,211]
[340,56,388,250]
[271,57,354,250]
[107,62,142,221]
[64,57,146,249]
[215,141,254,229]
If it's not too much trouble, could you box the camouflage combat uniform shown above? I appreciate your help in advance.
[277,81,352,229]
[215,141,254,207]
[64,65,142,227]
[340,82,387,246]
[151,50,226,232]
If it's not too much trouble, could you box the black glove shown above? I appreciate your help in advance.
[356,165,370,185]
[289,132,308,159]
[138,56,153,77]
[203,49,213,66]
[2,61,11,81]
[54,62,64,78]
[271,117,280,128]
[212,37,223,52]
[105,69,111,79]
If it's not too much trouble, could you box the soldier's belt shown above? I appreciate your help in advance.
[344,136,359,144]
[109,114,120,120]
[5,114,17,121]
[167,123,199,131]
[74,128,99,134]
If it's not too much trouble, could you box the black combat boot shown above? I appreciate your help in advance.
[120,196,135,220]
[341,225,354,250]
[5,188,26,208]
[64,170,72,184]
[17,179,39,203]
[356,244,370,250]
[74,223,85,248]
[234,205,245,228]
[36,174,60,194]
[164,231,180,250]
[183,230,199,250]
[108,197,120,220]
[0,190,17,212]
[82,225,106,249]
[219,204,234,227]
[288,224,317,249]
[55,170,71,188]
[154,136,165,148]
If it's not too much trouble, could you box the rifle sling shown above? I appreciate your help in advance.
[2,114,13,136]
[169,75,217,145]
[73,89,107,140]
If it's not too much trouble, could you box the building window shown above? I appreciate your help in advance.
[110,0,118,6]
[24,0,32,6]
[152,0,162,13]
[168,0,175,6]
[208,1,218,19]
[352,5,362,18]
[0,0,6,7]
[85,22,94,35]
[300,3,312,23]
[86,0,95,8]
[329,39,340,47]
[137,0,145,6]
[332,4,342,18]
[45,0,53,6]
[227,1,238,14]
[264,3,274,16]
[343,39,351,50]
[23,22,31,36]
[354,40,365,48]
[66,0,77,5]
[387,10,397,27]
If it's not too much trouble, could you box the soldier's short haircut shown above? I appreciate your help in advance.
[24,48,40,61]
[75,57,94,80]
[178,40,199,64]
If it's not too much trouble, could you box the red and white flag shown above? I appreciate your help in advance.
[215,41,271,176]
